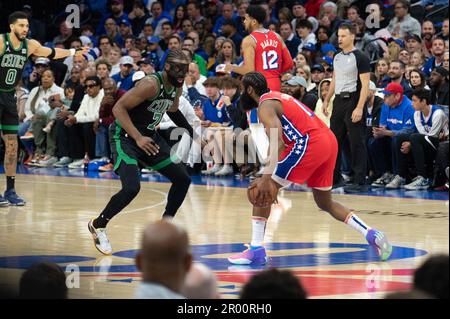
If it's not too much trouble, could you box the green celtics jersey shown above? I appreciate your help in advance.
[127,72,177,136]
[0,33,28,92]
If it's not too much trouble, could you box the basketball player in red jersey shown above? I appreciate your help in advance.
[224,5,293,91]
[228,72,392,265]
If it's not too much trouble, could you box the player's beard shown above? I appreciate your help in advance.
[14,31,25,41]
[240,89,258,111]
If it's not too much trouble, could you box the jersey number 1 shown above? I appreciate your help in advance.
[262,50,279,70]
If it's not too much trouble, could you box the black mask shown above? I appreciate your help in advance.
[166,62,189,87]
[239,86,258,111]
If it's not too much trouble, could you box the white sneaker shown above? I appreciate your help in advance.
[371,172,394,187]
[201,164,222,175]
[385,175,406,189]
[404,176,430,190]
[88,219,112,255]
[35,156,58,167]
[68,159,84,169]
[214,164,233,176]
[53,157,72,167]
[141,168,154,174]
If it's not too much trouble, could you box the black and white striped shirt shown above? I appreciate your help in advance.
[333,49,370,95]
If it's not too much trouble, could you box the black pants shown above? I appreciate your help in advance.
[396,133,440,179]
[67,122,96,159]
[433,141,449,186]
[330,93,367,184]
[55,119,84,159]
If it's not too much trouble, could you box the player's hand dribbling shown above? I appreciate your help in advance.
[252,176,279,207]
[136,135,160,156]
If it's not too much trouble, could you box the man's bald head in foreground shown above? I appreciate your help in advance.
[181,263,220,299]
[136,220,192,293]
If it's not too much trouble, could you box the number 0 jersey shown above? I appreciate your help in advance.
[250,30,284,91]
[123,72,177,137]
[0,33,28,92]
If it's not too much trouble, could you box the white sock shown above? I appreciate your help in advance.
[250,217,267,247]
[345,212,371,237]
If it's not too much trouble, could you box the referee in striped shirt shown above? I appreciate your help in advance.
[322,23,371,193]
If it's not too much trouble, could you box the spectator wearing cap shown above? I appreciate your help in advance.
[381,60,413,98]
[145,36,163,71]
[221,19,243,57]
[296,19,317,53]
[387,0,421,38]
[387,88,449,190]
[321,43,336,59]
[213,2,236,36]
[369,82,415,188]
[309,64,325,97]
[422,37,447,77]
[282,76,318,111]
[429,66,449,106]
[280,21,301,60]
[118,20,133,46]
[111,56,135,91]
[65,76,105,165]
[96,0,130,36]
[127,48,142,70]
[301,43,317,64]
[137,57,155,75]
[27,57,50,91]
[405,33,423,55]
[321,57,334,79]
[128,0,151,37]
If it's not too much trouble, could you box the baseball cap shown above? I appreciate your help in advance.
[286,76,308,89]
[137,57,153,66]
[35,57,50,66]
[404,33,422,43]
[382,82,403,96]
[302,43,316,52]
[147,36,160,44]
[119,19,131,27]
[215,64,229,75]
[79,35,92,46]
[120,55,134,66]
[322,56,333,67]
[321,43,337,55]
[388,37,405,48]
[132,71,146,83]
[311,64,325,73]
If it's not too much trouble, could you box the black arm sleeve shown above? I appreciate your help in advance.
[167,109,194,138]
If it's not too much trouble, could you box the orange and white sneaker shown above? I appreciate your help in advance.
[99,163,114,172]
[20,132,34,140]
[88,219,112,255]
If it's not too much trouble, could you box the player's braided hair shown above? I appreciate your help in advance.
[242,72,270,96]
[166,49,189,64]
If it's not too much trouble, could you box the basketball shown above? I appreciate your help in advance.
[247,179,279,207]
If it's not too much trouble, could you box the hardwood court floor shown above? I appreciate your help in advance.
[0,170,448,299]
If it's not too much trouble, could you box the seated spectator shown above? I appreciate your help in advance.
[240,269,307,299]
[210,39,240,76]
[108,46,122,76]
[381,60,413,98]
[432,140,449,190]
[387,0,421,38]
[429,66,449,106]
[374,58,390,88]
[409,51,425,70]
[27,57,50,91]
[95,59,112,81]
[423,37,446,77]
[19,262,67,299]
[296,19,317,53]
[409,69,430,91]
[111,56,135,91]
[221,19,243,57]
[65,76,104,167]
[309,64,325,97]
[370,83,415,188]
[181,263,220,299]
[281,76,318,111]
[405,33,423,56]
[280,21,301,59]
[22,70,64,166]
[320,43,336,59]
[315,78,334,127]
[413,254,449,299]
[137,57,156,75]
[128,0,151,37]
[135,220,192,299]
[145,1,173,38]
[183,62,206,98]
[387,89,448,190]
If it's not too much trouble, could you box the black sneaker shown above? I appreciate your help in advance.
[344,184,369,193]
[332,179,346,189]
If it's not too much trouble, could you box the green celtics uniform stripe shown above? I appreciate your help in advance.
[113,120,138,171]
[0,124,19,131]
[146,154,179,171]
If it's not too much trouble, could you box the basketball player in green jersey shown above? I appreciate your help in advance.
[88,49,194,255]
[0,11,88,206]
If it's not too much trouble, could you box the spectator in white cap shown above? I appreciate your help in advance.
[111,56,136,91]
[137,57,155,75]
[27,57,50,90]
[281,76,318,111]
